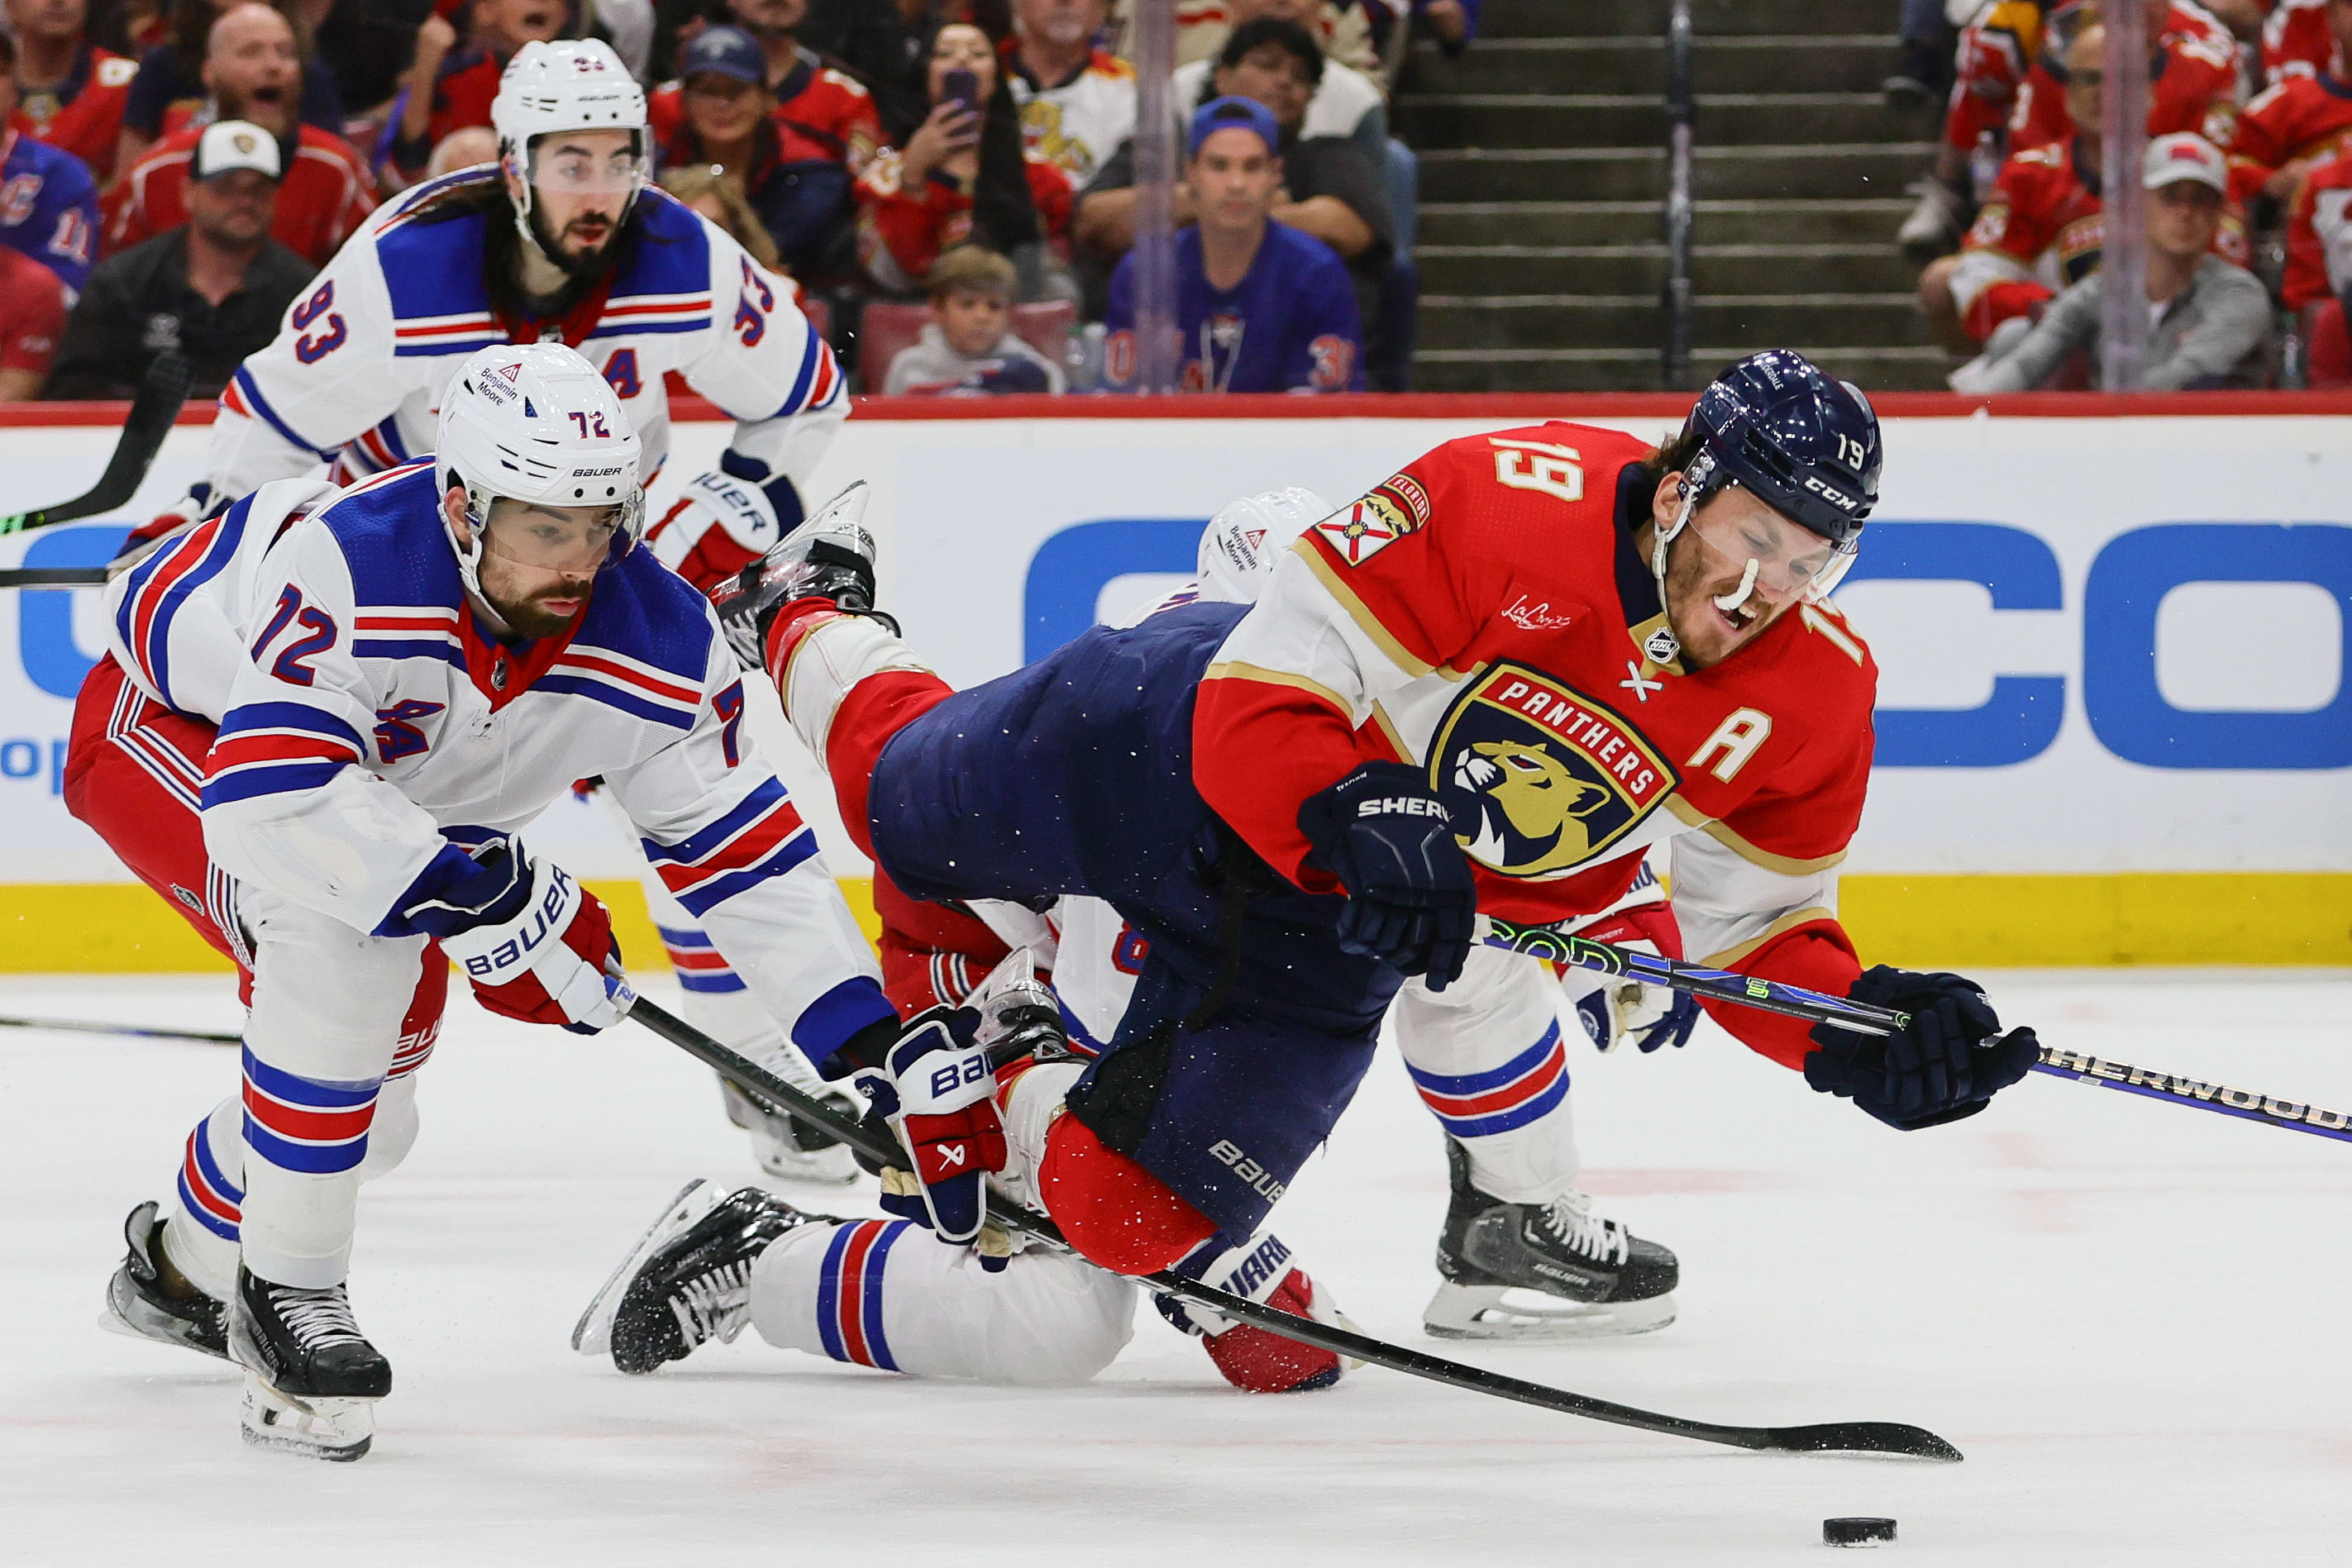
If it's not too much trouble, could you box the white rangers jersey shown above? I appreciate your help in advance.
[205,169,847,506]
[103,464,895,1063]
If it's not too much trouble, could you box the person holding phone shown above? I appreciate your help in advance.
[853,19,1073,294]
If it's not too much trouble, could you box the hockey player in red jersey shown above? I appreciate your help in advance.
[77,346,895,1461]
[703,350,2042,1321]
[2262,0,2345,84]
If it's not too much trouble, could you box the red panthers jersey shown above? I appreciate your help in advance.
[11,45,136,185]
[2225,73,2352,201]
[2262,0,2342,85]
[2283,149,2352,307]
[2006,3,2240,152]
[649,49,882,172]
[1195,423,1879,1067]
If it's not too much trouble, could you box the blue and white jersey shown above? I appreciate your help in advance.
[206,169,847,508]
[104,463,893,1065]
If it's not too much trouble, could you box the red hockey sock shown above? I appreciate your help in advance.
[1038,1115,1218,1276]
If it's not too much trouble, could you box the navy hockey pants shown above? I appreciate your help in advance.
[867,601,1402,1237]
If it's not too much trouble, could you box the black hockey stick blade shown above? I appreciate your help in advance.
[622,994,1963,1461]
[0,349,191,536]
[0,565,110,589]
[0,1013,241,1045]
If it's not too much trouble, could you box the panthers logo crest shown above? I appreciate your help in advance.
[1431,664,1677,878]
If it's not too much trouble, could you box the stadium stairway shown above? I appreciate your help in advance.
[1399,0,1947,392]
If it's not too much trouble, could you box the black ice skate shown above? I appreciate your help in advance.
[572,1179,827,1375]
[1425,1140,1679,1341]
[228,1267,392,1461]
[100,1200,228,1361]
[711,480,895,669]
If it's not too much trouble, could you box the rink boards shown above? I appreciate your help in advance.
[2,391,2346,970]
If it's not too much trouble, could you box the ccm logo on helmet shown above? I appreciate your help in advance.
[1804,475,1859,512]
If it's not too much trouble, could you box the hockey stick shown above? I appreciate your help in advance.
[2030,1041,2352,1146]
[0,350,191,537]
[1477,915,1908,1036]
[0,565,109,589]
[620,993,1962,1461]
[0,1013,240,1044]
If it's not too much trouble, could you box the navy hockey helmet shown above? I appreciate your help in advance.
[1682,349,1881,554]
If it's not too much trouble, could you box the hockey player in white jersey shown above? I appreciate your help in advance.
[165,35,865,1183]
[74,344,897,1461]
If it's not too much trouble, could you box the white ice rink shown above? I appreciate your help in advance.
[3,970,2348,1566]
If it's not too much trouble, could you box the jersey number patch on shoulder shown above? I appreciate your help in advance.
[734,257,774,347]
[1490,438,1584,504]
[251,584,338,686]
[292,281,347,365]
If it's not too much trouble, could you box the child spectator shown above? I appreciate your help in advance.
[1104,95,1359,392]
[1008,0,1135,185]
[0,27,103,295]
[389,0,567,182]
[1950,133,2272,392]
[884,242,1063,391]
[117,0,343,174]
[661,162,783,269]
[108,4,374,264]
[856,18,1072,293]
[9,0,141,185]
[651,22,866,274]
[47,117,313,397]
[0,241,68,398]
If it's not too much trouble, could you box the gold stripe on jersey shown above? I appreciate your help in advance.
[1200,660,1354,717]
[1698,815,1850,878]
[1295,539,1467,681]
[1700,904,1839,969]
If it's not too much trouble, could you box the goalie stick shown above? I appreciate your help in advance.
[620,991,1962,1462]
[0,350,191,538]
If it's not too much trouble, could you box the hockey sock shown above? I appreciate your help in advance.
[1037,1115,1217,1277]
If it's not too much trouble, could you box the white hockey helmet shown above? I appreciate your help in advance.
[436,343,646,592]
[493,39,649,243]
[1196,486,1327,603]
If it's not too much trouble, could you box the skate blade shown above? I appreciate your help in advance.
[1423,1284,1677,1342]
[571,1178,722,1356]
[98,1271,231,1361]
[241,1375,374,1462]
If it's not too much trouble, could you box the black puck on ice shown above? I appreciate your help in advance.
[1824,1518,1897,1547]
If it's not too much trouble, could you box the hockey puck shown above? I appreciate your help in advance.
[1824,1518,1897,1547]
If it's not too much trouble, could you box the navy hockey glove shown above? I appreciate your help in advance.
[1298,761,1477,991]
[1803,966,2038,1131]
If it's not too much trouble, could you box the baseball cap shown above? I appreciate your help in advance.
[1188,95,1281,160]
[2143,131,2226,194]
[192,119,282,182]
[679,26,766,88]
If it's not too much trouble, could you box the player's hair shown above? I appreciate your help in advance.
[927,245,1017,303]
[1215,17,1326,88]
[1635,420,1712,496]
[402,168,675,326]
[0,24,14,69]
[658,165,781,270]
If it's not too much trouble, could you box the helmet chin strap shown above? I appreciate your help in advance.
[1647,484,1699,663]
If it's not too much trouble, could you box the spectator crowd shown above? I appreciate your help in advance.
[1896,0,2352,390]
[0,0,1481,405]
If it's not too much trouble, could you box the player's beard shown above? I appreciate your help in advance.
[495,585,589,639]
[527,201,627,281]
[1663,531,1785,668]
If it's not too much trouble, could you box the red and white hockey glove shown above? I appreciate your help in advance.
[392,840,632,1035]
[1156,1232,1357,1393]
[853,1006,1007,1246]
[1569,902,1699,1053]
[647,465,785,597]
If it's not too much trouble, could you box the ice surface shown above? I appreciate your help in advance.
[3,970,2349,1566]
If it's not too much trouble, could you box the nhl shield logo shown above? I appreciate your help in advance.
[1430,663,1677,878]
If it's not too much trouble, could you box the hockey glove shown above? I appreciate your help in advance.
[649,458,788,597]
[852,1006,1007,1246]
[1567,904,1699,1054]
[1155,1232,1357,1393]
[1803,965,2039,1131]
[386,837,631,1035]
[1298,761,1477,991]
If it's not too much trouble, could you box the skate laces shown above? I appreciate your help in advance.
[1536,1191,1629,1266]
[668,1261,756,1348]
[268,1284,370,1350]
